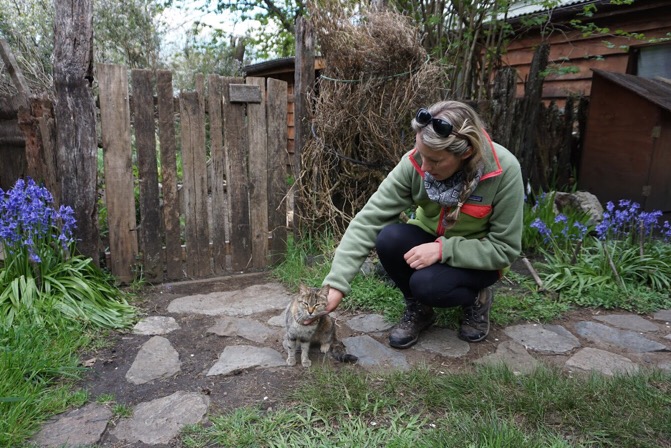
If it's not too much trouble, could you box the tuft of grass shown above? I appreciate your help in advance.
[182,364,671,447]
[112,403,133,418]
[0,320,89,446]
[492,290,571,326]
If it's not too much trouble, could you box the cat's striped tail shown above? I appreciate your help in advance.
[329,340,358,363]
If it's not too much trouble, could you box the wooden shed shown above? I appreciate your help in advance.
[579,69,671,212]
[503,0,671,104]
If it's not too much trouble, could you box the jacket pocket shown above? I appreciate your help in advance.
[461,203,492,219]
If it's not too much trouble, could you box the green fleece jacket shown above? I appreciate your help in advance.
[323,134,524,296]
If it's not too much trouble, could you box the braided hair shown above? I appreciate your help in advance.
[411,101,486,229]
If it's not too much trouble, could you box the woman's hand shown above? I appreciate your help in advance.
[404,242,441,270]
[325,287,344,313]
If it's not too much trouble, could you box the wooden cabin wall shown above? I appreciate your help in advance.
[503,1,671,103]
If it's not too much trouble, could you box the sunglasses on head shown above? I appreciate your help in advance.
[415,108,454,138]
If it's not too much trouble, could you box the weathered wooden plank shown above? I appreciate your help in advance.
[208,75,228,273]
[157,70,182,280]
[294,17,315,235]
[180,91,211,277]
[222,77,251,270]
[131,69,163,281]
[247,77,269,269]
[267,78,289,264]
[229,84,262,103]
[97,63,137,282]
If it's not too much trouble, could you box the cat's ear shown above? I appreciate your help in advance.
[299,283,310,295]
[319,284,330,296]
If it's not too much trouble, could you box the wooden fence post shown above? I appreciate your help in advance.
[131,69,163,281]
[267,78,289,264]
[208,75,228,274]
[53,0,99,262]
[519,42,549,189]
[246,77,269,268]
[222,77,252,271]
[294,16,315,236]
[157,70,183,280]
[180,91,211,277]
[97,63,138,283]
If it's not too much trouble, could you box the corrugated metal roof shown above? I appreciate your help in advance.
[506,0,594,19]
[592,69,671,112]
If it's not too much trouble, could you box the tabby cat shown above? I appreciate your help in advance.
[284,283,358,367]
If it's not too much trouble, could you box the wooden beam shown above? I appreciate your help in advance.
[0,39,31,103]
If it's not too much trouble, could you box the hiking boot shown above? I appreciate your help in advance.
[388,300,435,349]
[458,287,493,343]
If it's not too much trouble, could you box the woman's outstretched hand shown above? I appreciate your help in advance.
[404,242,441,270]
[325,287,344,313]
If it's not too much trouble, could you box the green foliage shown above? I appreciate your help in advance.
[522,191,593,256]
[0,179,135,330]
[526,196,671,313]
[492,289,570,326]
[94,0,166,69]
[0,321,89,446]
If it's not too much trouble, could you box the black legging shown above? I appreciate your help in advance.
[375,223,499,307]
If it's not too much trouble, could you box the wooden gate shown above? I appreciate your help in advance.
[97,64,289,283]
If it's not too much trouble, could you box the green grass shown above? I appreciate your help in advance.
[0,320,90,446]
[181,365,671,447]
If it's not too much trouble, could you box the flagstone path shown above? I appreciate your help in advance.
[31,277,671,447]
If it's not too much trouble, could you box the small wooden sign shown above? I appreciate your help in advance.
[229,84,262,103]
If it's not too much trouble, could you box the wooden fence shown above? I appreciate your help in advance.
[97,64,289,283]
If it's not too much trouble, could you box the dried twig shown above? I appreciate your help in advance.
[521,257,545,291]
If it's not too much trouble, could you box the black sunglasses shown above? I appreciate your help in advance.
[415,108,453,138]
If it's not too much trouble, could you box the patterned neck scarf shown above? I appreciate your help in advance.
[423,162,484,209]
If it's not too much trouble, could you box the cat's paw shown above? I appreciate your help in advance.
[301,359,312,367]
[286,356,297,366]
[319,343,331,353]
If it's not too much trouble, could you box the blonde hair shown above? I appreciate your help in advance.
[411,101,487,229]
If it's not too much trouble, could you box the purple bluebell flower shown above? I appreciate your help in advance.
[530,218,552,242]
[0,177,78,265]
[572,222,589,240]
[662,221,671,243]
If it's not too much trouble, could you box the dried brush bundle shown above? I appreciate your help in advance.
[296,0,449,234]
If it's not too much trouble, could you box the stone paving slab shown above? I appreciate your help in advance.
[474,340,540,375]
[132,316,181,335]
[208,316,279,343]
[167,282,291,316]
[31,403,112,447]
[565,347,638,376]
[345,314,394,333]
[125,336,181,385]
[343,335,410,371]
[504,323,580,353]
[574,321,668,353]
[415,327,470,357]
[110,391,209,445]
[653,309,671,322]
[593,314,659,332]
[207,345,287,376]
